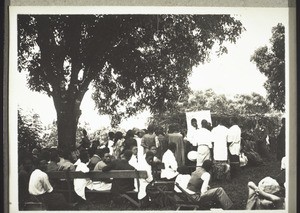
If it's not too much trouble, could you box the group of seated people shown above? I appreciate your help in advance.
[18,123,286,210]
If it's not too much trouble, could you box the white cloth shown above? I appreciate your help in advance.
[136,158,153,200]
[108,140,114,155]
[186,111,212,141]
[187,127,199,146]
[200,172,211,194]
[281,156,286,170]
[135,136,145,163]
[28,169,53,195]
[129,155,139,169]
[211,125,229,161]
[258,177,280,194]
[174,174,195,194]
[74,160,93,200]
[227,125,241,155]
[161,149,179,179]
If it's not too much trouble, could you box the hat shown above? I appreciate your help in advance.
[187,151,197,162]
[258,176,280,194]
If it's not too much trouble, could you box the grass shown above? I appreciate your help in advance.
[76,155,282,211]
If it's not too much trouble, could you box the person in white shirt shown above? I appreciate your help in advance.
[161,142,179,181]
[136,151,154,205]
[227,120,242,177]
[174,166,194,194]
[28,160,75,210]
[195,120,213,167]
[187,118,199,146]
[74,150,112,202]
[74,151,94,201]
[128,145,139,169]
[211,121,229,161]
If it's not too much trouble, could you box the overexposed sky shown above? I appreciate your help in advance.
[14,7,288,130]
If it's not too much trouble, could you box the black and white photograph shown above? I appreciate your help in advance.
[8,4,296,213]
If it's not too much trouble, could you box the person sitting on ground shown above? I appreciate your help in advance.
[28,160,76,210]
[186,160,233,210]
[161,142,179,181]
[102,150,136,195]
[246,177,285,210]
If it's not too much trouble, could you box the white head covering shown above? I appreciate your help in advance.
[258,176,280,194]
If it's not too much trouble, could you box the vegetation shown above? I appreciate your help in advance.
[18,14,244,154]
[251,23,285,112]
[149,89,282,138]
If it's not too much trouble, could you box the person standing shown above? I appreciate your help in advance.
[211,121,230,180]
[141,124,156,154]
[227,118,242,177]
[194,119,213,167]
[167,123,185,167]
[211,121,229,161]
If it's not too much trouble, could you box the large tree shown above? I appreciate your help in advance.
[18,14,243,153]
[251,23,285,112]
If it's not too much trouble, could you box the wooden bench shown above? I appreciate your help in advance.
[47,170,148,208]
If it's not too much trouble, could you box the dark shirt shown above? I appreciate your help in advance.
[102,159,135,194]
[18,168,33,208]
[123,137,137,151]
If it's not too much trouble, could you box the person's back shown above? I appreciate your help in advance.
[211,125,229,161]
[161,142,179,180]
[19,158,34,209]
[103,150,135,194]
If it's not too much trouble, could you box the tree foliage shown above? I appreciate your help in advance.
[149,89,277,135]
[18,108,43,162]
[251,23,285,112]
[18,14,244,152]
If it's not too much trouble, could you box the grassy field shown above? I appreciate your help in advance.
[77,156,282,211]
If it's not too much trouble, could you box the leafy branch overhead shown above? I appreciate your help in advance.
[18,15,244,118]
[18,14,244,152]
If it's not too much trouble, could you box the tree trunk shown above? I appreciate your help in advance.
[53,94,83,154]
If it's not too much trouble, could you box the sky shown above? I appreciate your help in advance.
[13,7,288,131]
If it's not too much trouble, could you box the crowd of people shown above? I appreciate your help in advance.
[18,117,286,210]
